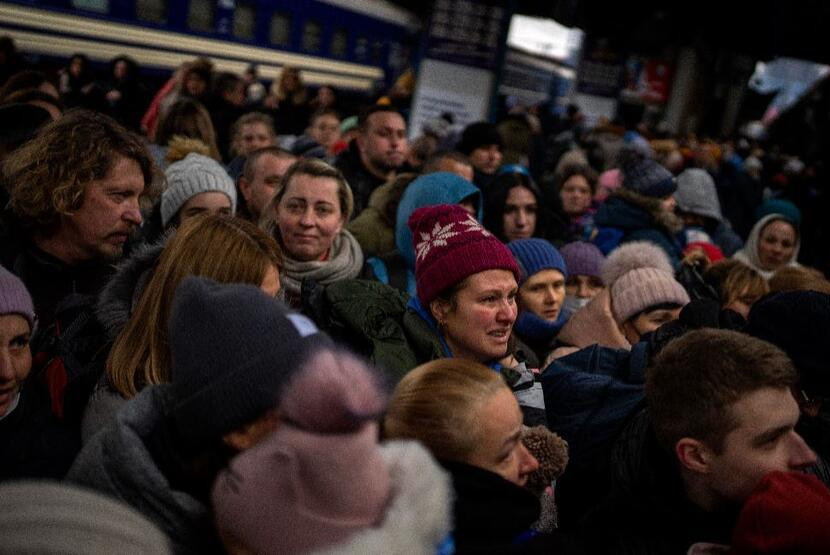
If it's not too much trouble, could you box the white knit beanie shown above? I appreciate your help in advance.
[0,481,171,554]
[161,153,237,226]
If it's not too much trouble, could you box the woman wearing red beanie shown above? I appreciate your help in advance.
[406,203,546,426]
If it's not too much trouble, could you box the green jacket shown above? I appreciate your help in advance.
[347,180,399,259]
[303,279,442,383]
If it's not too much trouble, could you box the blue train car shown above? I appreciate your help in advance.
[0,0,419,92]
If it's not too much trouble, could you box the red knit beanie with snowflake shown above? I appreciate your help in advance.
[408,204,520,304]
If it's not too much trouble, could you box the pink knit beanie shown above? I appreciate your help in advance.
[603,241,689,323]
[409,204,519,304]
[212,350,391,554]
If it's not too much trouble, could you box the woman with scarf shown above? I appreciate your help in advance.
[262,158,364,308]
[593,148,683,265]
[507,239,569,367]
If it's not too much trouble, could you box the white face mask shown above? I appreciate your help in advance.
[562,295,590,317]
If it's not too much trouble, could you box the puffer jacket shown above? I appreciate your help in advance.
[540,341,647,530]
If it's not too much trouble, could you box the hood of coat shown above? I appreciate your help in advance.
[313,441,453,555]
[594,190,683,235]
[95,237,168,341]
[395,174,482,271]
[66,385,211,551]
[367,173,416,227]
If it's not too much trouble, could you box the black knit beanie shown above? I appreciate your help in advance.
[456,121,502,155]
[747,290,830,398]
[168,276,334,444]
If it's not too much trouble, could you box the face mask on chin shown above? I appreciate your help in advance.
[562,295,590,318]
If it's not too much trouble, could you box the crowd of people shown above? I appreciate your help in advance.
[2,43,830,554]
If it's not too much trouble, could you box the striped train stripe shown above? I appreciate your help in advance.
[0,3,383,90]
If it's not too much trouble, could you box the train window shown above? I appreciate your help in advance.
[136,0,167,23]
[371,40,383,65]
[330,28,348,58]
[71,0,109,12]
[269,12,291,46]
[188,0,214,32]
[302,20,322,53]
[354,36,368,62]
[233,2,255,39]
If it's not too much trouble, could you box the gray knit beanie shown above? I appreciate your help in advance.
[168,276,334,446]
[161,153,237,226]
[674,168,723,222]
[0,481,170,554]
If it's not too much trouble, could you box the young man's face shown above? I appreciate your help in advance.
[240,153,296,221]
[357,111,407,175]
[703,387,816,504]
[308,114,341,149]
[239,123,274,156]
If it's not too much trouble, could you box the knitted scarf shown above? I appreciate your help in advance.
[514,310,568,347]
[280,230,364,306]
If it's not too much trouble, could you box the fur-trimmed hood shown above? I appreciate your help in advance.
[95,237,168,341]
[610,188,684,235]
[314,441,453,555]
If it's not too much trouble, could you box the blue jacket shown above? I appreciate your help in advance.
[540,341,648,465]
[710,220,744,257]
[540,341,649,529]
[594,196,683,268]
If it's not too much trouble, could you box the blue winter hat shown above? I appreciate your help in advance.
[507,238,568,285]
[755,198,801,226]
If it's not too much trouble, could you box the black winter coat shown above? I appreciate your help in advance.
[334,141,387,218]
[0,382,78,480]
[442,460,584,554]
[581,410,741,554]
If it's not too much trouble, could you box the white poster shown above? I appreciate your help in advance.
[409,59,494,139]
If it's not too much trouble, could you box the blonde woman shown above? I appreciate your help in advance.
[385,359,576,553]
[82,215,282,441]
[704,259,769,319]
[261,158,363,308]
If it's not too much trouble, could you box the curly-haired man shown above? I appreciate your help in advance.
[1,108,155,326]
